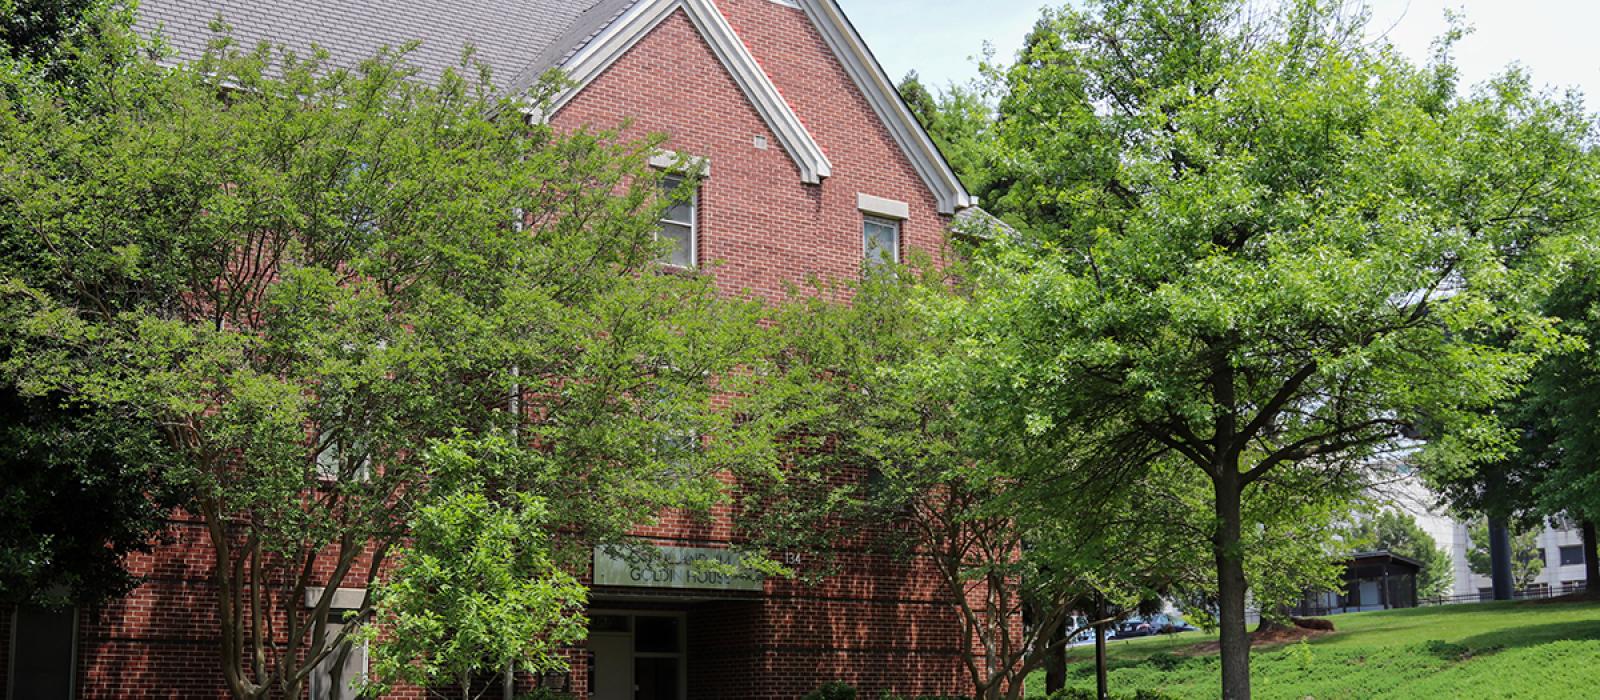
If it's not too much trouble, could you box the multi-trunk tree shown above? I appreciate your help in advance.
[0,14,762,700]
[951,1,1597,697]
[733,262,1204,700]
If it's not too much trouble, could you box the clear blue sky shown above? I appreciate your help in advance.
[837,0,1600,111]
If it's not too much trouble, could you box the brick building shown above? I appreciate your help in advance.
[3,1,1001,698]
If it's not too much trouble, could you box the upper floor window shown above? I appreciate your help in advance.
[1560,545,1585,567]
[657,174,697,269]
[863,215,901,267]
[857,193,908,268]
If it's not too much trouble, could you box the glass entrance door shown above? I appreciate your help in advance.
[587,612,686,700]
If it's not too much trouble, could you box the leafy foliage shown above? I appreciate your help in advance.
[952,0,1597,696]
[897,70,1001,196]
[0,386,174,606]
[734,260,1203,700]
[0,13,762,700]
[359,438,587,700]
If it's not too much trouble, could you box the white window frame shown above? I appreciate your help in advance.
[314,429,372,483]
[656,173,699,270]
[306,588,369,700]
[309,621,369,700]
[862,214,902,267]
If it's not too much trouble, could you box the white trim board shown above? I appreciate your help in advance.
[857,193,909,220]
[797,0,974,214]
[650,149,712,176]
[549,0,833,185]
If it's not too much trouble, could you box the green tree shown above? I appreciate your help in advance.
[957,1,1595,697]
[0,0,103,62]
[733,264,1202,700]
[0,386,175,607]
[896,70,1001,197]
[1467,519,1546,590]
[358,437,587,700]
[0,17,762,700]
[1428,234,1600,596]
[1346,508,1453,598]
[0,0,175,611]
[1521,244,1600,592]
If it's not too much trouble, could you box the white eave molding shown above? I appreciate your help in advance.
[548,0,833,185]
[797,0,975,214]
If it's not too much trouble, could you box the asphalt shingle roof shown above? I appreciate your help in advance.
[133,0,638,94]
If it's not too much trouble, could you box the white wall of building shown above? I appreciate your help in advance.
[1386,473,1589,598]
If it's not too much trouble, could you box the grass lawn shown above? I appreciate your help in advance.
[1025,598,1600,699]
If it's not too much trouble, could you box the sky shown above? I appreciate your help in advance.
[837,0,1600,111]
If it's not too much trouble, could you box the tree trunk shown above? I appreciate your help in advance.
[1583,520,1599,597]
[1045,633,1067,695]
[1489,517,1515,600]
[1214,471,1251,700]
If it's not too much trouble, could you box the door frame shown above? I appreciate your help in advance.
[588,609,688,700]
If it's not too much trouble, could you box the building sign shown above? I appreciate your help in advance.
[593,544,764,592]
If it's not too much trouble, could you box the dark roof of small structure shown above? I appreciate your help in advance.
[1345,550,1425,572]
[132,0,635,94]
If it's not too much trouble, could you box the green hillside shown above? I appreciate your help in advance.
[1028,599,1600,699]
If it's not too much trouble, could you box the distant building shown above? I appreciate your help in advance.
[1388,473,1589,599]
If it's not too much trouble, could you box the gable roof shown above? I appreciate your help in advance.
[797,0,974,214]
[133,0,972,212]
[538,0,833,185]
[133,0,618,92]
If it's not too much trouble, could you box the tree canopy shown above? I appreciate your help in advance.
[938,0,1597,696]
[0,13,763,699]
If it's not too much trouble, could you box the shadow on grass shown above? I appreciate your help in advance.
[1454,619,1600,653]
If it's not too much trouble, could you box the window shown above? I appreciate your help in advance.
[315,431,371,482]
[1561,545,1586,567]
[657,175,696,268]
[863,215,900,266]
[8,605,76,699]
[309,621,368,700]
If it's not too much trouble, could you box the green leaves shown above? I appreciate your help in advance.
[0,14,768,698]
[360,445,588,696]
[950,0,1598,693]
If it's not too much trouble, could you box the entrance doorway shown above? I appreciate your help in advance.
[587,611,686,700]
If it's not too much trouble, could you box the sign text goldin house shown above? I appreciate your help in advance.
[592,544,764,592]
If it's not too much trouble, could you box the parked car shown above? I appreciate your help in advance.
[1112,618,1155,639]
[1147,613,1198,635]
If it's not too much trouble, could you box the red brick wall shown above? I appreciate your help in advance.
[550,5,951,305]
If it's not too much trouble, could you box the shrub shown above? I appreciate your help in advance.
[803,681,858,700]
[1423,639,1470,661]
[1145,652,1185,671]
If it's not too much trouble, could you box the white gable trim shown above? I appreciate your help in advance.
[548,0,833,184]
[797,0,974,214]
